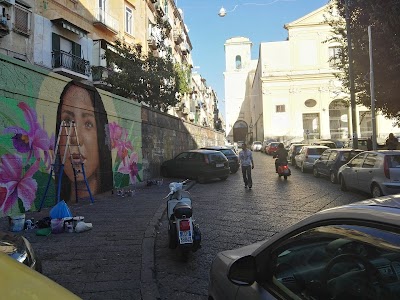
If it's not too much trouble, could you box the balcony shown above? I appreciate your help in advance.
[173,28,183,44]
[52,50,90,79]
[0,18,10,38]
[93,9,119,34]
[147,35,158,50]
[162,15,172,32]
[0,0,15,6]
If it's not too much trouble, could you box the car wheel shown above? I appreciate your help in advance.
[340,175,347,191]
[330,171,337,184]
[230,167,238,174]
[161,167,169,178]
[220,176,228,181]
[371,184,383,197]
[301,163,306,173]
[313,167,319,178]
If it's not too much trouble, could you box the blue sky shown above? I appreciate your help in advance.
[175,0,329,118]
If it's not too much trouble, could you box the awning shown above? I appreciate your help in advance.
[52,18,88,38]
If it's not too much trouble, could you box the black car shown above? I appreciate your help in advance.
[161,149,230,183]
[313,148,364,183]
[201,146,239,173]
[0,230,42,272]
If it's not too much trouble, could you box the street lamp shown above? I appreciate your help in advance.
[345,0,358,149]
[218,1,284,17]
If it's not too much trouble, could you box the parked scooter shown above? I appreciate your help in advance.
[165,180,201,256]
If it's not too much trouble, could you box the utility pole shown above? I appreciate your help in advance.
[345,0,358,149]
[368,25,377,150]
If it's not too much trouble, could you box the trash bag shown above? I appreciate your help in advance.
[75,222,93,233]
[50,200,72,219]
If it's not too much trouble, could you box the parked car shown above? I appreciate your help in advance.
[200,146,239,173]
[311,140,337,149]
[0,253,79,300]
[294,145,329,172]
[251,141,262,152]
[287,143,307,166]
[0,230,42,273]
[338,150,400,197]
[208,195,400,300]
[344,138,385,150]
[160,149,230,183]
[313,148,364,183]
[265,142,280,155]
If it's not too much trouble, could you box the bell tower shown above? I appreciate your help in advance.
[224,37,252,143]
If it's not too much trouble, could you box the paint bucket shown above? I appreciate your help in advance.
[51,218,64,234]
[73,216,84,228]
[9,214,26,232]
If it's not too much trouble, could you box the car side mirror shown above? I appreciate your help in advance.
[228,255,257,286]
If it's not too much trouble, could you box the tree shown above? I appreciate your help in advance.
[328,0,400,124]
[103,18,189,112]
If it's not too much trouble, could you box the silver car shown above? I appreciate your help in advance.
[208,195,400,300]
[338,150,400,197]
[294,145,328,172]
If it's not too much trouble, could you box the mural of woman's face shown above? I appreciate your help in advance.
[59,85,100,194]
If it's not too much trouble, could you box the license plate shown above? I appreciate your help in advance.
[179,230,193,244]
[216,163,224,167]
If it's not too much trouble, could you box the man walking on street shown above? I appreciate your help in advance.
[239,143,254,189]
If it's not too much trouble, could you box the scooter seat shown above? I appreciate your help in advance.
[173,202,192,218]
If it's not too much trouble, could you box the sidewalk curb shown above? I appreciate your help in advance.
[140,180,196,300]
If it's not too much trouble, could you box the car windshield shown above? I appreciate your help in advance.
[308,148,327,155]
[253,142,262,145]
[220,149,234,156]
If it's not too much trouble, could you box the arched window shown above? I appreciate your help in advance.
[235,55,242,69]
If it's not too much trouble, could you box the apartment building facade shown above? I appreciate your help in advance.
[0,0,220,129]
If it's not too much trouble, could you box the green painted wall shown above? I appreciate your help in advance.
[0,54,142,217]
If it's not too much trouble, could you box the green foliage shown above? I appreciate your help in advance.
[328,0,400,125]
[174,63,191,94]
[102,18,181,112]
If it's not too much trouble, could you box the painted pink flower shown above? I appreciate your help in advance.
[3,102,51,161]
[108,122,123,149]
[116,129,133,162]
[118,152,139,184]
[0,154,40,214]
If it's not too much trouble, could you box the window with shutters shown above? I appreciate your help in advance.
[14,4,30,36]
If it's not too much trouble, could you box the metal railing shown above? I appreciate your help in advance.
[52,50,91,76]
[94,8,119,33]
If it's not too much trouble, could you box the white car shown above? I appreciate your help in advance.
[294,145,329,172]
[338,150,400,197]
[251,141,262,151]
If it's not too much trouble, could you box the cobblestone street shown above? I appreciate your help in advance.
[154,151,368,299]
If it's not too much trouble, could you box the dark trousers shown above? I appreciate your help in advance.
[241,166,252,187]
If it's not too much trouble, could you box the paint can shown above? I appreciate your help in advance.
[9,214,26,232]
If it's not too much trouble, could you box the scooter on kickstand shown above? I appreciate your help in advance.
[165,180,201,257]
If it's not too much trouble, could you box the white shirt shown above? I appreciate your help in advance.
[239,149,253,167]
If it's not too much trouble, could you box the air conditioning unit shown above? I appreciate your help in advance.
[0,0,15,6]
